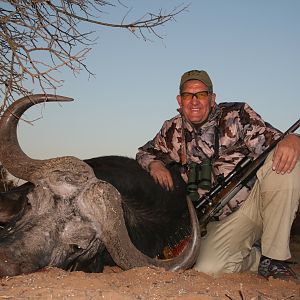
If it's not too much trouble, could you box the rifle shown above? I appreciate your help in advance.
[161,118,300,259]
[196,117,300,228]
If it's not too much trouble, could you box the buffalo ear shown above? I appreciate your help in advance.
[0,183,33,224]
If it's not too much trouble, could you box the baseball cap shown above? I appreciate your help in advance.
[180,70,213,92]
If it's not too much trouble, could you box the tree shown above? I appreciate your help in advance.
[0,0,186,115]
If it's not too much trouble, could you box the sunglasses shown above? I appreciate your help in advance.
[180,91,210,101]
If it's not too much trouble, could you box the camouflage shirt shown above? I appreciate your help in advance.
[136,102,281,219]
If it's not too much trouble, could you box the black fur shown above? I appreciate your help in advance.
[85,156,188,257]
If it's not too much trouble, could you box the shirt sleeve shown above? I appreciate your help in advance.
[136,119,181,171]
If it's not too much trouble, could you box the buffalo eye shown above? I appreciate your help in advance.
[65,176,73,183]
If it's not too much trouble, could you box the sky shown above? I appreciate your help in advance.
[17,0,300,160]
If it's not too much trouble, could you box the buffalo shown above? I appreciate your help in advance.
[0,94,200,277]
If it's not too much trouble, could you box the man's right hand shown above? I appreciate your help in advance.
[149,160,174,191]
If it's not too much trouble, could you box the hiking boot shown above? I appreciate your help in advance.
[258,255,298,280]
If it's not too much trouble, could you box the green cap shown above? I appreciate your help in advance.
[180,70,213,92]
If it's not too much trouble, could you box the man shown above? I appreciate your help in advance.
[136,70,300,279]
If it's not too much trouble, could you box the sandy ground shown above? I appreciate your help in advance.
[0,237,299,300]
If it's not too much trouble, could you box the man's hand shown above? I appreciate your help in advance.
[272,134,300,174]
[149,160,174,191]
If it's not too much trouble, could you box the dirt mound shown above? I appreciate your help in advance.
[1,236,300,299]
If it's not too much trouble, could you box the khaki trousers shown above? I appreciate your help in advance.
[193,152,300,275]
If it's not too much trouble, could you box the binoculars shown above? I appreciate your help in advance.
[187,159,212,199]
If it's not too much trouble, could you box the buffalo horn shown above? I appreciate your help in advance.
[0,94,73,181]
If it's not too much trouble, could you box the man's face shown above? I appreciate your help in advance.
[176,80,216,125]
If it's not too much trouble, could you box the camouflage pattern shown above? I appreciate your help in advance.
[136,102,281,219]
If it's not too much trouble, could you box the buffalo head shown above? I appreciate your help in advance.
[0,95,201,276]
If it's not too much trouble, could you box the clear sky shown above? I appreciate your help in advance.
[18,0,300,160]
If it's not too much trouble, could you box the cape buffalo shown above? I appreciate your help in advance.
[0,95,200,276]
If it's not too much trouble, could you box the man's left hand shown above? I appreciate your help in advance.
[272,134,300,174]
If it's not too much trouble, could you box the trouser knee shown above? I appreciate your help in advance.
[258,162,300,225]
[258,155,300,198]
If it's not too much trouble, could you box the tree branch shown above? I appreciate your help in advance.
[0,1,188,114]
